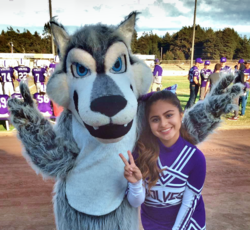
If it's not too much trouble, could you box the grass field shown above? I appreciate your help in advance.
[162,76,250,128]
[0,76,249,131]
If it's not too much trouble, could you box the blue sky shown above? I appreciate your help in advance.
[0,0,249,38]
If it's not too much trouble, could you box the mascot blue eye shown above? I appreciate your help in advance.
[110,56,126,74]
[76,63,89,77]
[112,57,122,72]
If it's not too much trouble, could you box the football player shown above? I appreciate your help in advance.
[0,60,17,96]
[14,58,31,86]
[32,60,48,93]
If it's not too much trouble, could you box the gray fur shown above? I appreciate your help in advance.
[53,179,138,230]
[91,74,124,101]
[50,17,70,59]
[51,13,139,74]
[8,84,79,179]
[182,74,244,145]
[8,83,139,229]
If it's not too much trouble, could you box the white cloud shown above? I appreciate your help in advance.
[0,0,249,38]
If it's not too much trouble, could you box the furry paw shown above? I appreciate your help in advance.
[210,74,234,96]
[206,76,244,118]
[8,83,44,129]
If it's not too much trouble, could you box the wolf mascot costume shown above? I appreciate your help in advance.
[8,12,242,230]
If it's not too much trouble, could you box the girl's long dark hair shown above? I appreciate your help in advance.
[136,90,194,191]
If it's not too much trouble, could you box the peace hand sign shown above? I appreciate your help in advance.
[119,151,142,184]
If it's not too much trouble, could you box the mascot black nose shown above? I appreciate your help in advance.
[91,95,127,117]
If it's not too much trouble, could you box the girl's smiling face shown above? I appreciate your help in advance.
[148,100,183,147]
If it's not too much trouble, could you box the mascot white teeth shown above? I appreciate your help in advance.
[8,11,242,230]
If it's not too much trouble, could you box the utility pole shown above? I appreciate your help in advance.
[190,0,197,67]
[10,42,13,53]
[161,47,163,61]
[49,0,55,56]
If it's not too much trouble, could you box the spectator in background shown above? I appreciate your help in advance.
[228,62,246,121]
[234,59,244,75]
[205,63,222,95]
[220,57,232,73]
[185,58,203,110]
[244,60,250,77]
[151,58,163,92]
[200,60,212,100]
[239,72,250,116]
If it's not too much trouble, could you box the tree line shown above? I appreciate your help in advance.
[0,23,250,61]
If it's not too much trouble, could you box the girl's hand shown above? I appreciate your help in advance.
[119,151,142,184]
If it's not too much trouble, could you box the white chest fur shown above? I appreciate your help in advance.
[66,116,137,216]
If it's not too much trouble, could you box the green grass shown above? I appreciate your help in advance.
[0,121,15,132]
[161,76,250,128]
[1,76,249,131]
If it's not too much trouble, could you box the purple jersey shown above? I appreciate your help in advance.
[139,136,206,230]
[14,66,30,81]
[33,93,52,114]
[220,65,231,73]
[11,93,23,100]
[153,65,163,84]
[153,65,163,77]
[49,63,56,69]
[32,68,46,83]
[0,67,14,82]
[200,68,212,87]
[189,66,199,83]
[0,95,10,115]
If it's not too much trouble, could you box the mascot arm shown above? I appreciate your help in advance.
[8,83,79,179]
[182,74,244,145]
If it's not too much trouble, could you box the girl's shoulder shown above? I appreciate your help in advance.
[183,139,206,165]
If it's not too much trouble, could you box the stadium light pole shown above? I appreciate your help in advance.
[190,0,197,67]
[49,0,55,56]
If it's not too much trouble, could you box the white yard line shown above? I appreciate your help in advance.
[29,84,35,89]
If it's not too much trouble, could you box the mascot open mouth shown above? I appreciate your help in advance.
[83,120,133,139]
[74,91,133,139]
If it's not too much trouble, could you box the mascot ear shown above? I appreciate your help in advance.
[116,12,138,48]
[50,17,70,58]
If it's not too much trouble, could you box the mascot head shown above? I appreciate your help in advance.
[47,12,152,143]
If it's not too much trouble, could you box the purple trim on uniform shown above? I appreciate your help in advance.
[160,167,188,180]
[179,197,198,229]
[170,146,192,170]
[186,182,202,194]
